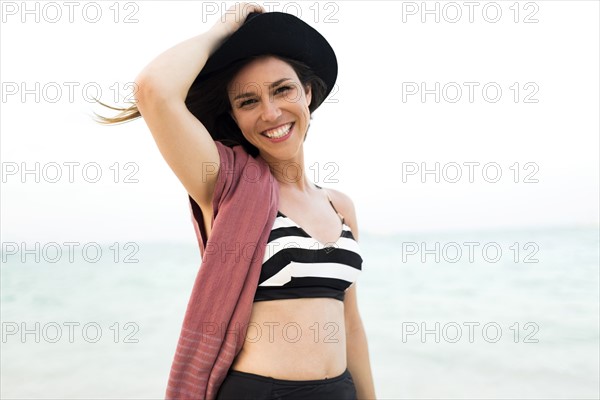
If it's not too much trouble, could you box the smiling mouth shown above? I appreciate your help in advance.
[261,122,294,139]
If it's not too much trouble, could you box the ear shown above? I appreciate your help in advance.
[304,84,312,108]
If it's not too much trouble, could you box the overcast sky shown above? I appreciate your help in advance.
[1,1,598,244]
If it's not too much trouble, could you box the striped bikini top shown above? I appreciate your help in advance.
[254,185,363,302]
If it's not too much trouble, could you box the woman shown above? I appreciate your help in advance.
[95,4,375,399]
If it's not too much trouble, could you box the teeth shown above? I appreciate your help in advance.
[264,123,292,139]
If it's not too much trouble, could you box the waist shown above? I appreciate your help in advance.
[231,298,347,379]
[226,367,352,384]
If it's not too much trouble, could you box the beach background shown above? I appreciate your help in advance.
[2,1,599,399]
[2,228,599,399]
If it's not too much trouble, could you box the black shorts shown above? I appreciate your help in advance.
[215,368,357,400]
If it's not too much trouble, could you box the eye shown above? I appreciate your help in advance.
[238,98,256,108]
[275,85,292,95]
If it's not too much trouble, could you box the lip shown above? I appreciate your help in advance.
[261,122,294,143]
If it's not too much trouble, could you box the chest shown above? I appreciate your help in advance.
[277,190,344,246]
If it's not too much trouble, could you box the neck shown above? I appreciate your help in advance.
[260,146,313,193]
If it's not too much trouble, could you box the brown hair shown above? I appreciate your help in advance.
[93,55,328,157]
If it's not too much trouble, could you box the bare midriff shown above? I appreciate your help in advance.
[230,297,347,380]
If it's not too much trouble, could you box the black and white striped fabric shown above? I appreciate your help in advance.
[254,209,363,302]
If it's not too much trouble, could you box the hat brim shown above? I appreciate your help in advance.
[189,12,338,111]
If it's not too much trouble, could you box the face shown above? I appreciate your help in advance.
[227,56,312,161]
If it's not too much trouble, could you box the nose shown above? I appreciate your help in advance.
[260,97,282,122]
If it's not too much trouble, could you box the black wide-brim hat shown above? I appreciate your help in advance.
[188,11,338,112]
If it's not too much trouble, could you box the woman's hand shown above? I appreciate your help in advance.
[209,2,265,38]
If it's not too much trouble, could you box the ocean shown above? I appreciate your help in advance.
[1,226,598,399]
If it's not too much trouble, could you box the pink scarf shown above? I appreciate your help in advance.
[165,142,279,399]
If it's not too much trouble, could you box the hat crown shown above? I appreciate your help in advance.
[245,12,261,22]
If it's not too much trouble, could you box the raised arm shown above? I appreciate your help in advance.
[133,3,263,212]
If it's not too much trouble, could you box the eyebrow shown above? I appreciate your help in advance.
[232,78,292,101]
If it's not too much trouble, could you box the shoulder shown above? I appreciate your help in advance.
[325,187,355,213]
[323,187,360,240]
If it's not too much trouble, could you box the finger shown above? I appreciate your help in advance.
[242,2,265,15]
